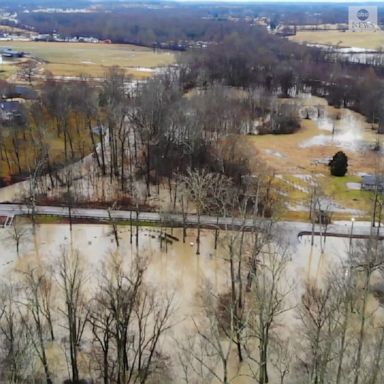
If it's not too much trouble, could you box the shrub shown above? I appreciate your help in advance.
[329,151,348,176]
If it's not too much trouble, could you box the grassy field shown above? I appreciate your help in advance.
[0,41,176,79]
[290,30,384,50]
[0,63,17,80]
[239,98,380,220]
[322,174,372,210]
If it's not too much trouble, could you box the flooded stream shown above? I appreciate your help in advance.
[298,94,377,152]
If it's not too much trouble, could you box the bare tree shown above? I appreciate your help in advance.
[89,253,173,384]
[19,265,54,384]
[246,242,291,384]
[58,250,89,383]
[298,282,337,384]
[17,60,38,84]
[0,282,32,383]
[100,67,129,181]
[129,75,180,197]
[351,238,384,384]
[178,283,238,384]
[181,168,229,255]
[270,336,292,384]
[6,218,29,257]
[107,202,120,248]
[88,294,114,384]
[367,324,384,384]
[28,155,46,233]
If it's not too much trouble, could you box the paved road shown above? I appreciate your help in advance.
[297,230,384,240]
[0,203,260,229]
[0,204,382,240]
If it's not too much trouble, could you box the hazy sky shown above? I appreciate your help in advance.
[173,0,383,2]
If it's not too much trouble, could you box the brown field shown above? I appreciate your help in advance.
[238,99,380,220]
[290,30,384,50]
[0,63,17,80]
[0,41,176,79]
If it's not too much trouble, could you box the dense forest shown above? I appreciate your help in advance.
[181,28,384,125]
[18,11,249,48]
[6,2,383,48]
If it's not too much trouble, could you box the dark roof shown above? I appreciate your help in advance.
[0,101,22,113]
[13,85,37,100]
[3,85,37,100]
[1,48,23,56]
[361,175,384,186]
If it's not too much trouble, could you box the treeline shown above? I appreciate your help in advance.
[1,69,286,220]
[7,0,384,35]
[16,3,371,49]
[180,29,384,126]
[18,10,254,48]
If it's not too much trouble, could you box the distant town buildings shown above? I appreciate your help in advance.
[28,8,93,14]
[34,34,99,43]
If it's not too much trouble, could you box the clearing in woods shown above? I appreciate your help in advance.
[289,30,384,50]
[0,41,176,79]
[237,97,378,220]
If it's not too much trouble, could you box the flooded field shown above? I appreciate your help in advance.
[0,222,352,382]
[299,104,377,152]
[244,93,381,218]
[0,222,351,281]
[251,94,379,171]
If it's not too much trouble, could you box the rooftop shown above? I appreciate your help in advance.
[361,175,384,185]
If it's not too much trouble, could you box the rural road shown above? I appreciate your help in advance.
[0,203,260,229]
[0,204,382,241]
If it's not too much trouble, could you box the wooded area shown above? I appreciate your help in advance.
[1,2,384,383]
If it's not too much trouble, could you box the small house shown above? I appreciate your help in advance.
[1,48,24,58]
[0,101,23,121]
[361,175,384,192]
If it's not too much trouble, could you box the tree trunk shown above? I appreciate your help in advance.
[353,268,370,384]
[370,327,384,384]
[259,330,269,384]
[100,131,106,176]
[196,211,201,255]
[88,120,101,168]
[146,140,151,197]
[335,302,349,384]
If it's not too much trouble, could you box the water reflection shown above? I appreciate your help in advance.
[299,95,376,151]
[0,223,351,383]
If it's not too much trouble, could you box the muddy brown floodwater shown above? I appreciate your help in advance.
[0,223,351,383]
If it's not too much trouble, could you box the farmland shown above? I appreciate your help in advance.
[290,29,384,50]
[0,41,176,79]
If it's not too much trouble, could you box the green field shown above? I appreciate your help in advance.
[1,41,176,79]
[290,30,384,50]
[0,63,17,80]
